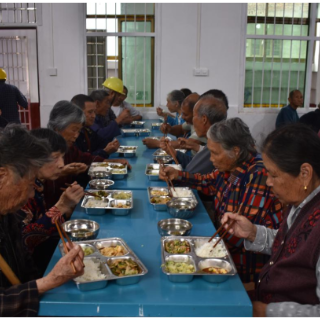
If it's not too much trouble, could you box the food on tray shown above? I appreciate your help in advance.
[194,240,227,258]
[82,247,95,256]
[150,196,171,204]
[171,189,193,198]
[163,261,195,274]
[108,164,126,169]
[150,189,169,196]
[165,240,191,254]
[113,203,131,209]
[92,163,110,168]
[202,267,228,274]
[113,192,131,200]
[108,258,141,277]
[93,191,110,199]
[91,166,110,172]
[76,259,106,282]
[84,198,107,208]
[112,169,126,174]
[99,245,126,257]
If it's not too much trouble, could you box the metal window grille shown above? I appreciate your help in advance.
[0,36,31,128]
[86,3,155,107]
[244,3,320,109]
[0,3,39,25]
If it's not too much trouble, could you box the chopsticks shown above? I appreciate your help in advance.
[61,183,103,199]
[158,160,176,196]
[163,115,168,138]
[165,140,179,164]
[55,220,85,273]
[0,254,21,285]
[208,203,244,248]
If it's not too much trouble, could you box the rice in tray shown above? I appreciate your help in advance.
[75,259,106,282]
[171,189,192,198]
[84,198,107,208]
[195,240,227,258]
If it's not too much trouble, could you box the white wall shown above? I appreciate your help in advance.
[36,3,293,145]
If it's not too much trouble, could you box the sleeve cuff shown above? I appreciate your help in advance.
[244,225,267,252]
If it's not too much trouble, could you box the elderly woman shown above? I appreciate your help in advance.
[0,124,84,316]
[45,100,130,208]
[157,90,185,126]
[17,128,84,275]
[221,124,320,317]
[160,118,283,283]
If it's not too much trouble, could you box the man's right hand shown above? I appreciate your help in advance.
[160,123,171,135]
[142,138,160,149]
[159,165,179,181]
[60,163,88,177]
[116,109,132,125]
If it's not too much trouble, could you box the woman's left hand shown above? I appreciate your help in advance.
[253,301,267,317]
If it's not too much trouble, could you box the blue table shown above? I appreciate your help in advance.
[39,190,252,316]
[39,119,252,316]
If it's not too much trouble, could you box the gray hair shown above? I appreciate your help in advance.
[207,118,256,165]
[167,90,185,106]
[197,94,227,124]
[90,89,109,102]
[0,124,51,178]
[47,100,85,132]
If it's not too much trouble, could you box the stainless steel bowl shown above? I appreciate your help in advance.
[62,219,100,241]
[157,218,193,236]
[90,170,112,180]
[166,199,197,219]
[89,179,114,190]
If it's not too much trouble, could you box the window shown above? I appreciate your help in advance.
[0,3,39,24]
[244,3,320,109]
[86,3,155,107]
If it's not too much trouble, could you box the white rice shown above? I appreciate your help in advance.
[84,198,107,208]
[195,240,227,258]
[171,189,192,198]
[75,259,107,282]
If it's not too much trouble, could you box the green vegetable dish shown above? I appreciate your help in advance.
[108,259,141,277]
[83,247,95,256]
[165,240,191,254]
[164,261,195,274]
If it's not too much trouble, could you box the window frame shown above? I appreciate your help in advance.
[239,3,320,114]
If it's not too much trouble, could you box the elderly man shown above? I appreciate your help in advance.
[72,94,119,158]
[275,89,303,128]
[0,124,84,316]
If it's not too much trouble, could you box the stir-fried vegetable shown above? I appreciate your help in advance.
[202,267,228,274]
[163,261,195,274]
[165,240,191,254]
[108,259,141,277]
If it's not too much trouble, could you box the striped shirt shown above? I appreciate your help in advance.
[176,153,283,282]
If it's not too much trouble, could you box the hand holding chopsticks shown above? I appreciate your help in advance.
[164,140,179,164]
[158,160,176,196]
[208,203,244,248]
[55,220,85,273]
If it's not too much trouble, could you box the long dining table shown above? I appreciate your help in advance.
[38,120,252,317]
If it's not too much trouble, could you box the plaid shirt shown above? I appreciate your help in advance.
[0,214,40,316]
[0,81,28,123]
[177,153,283,282]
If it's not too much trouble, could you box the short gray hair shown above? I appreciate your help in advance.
[0,124,51,178]
[47,100,85,132]
[197,94,227,124]
[90,89,109,102]
[167,90,185,106]
[207,118,256,165]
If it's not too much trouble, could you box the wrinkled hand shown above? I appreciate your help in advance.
[142,138,160,149]
[159,137,176,157]
[116,109,132,125]
[177,138,201,152]
[104,139,120,155]
[253,301,267,317]
[105,158,131,170]
[156,106,164,117]
[60,163,88,177]
[160,123,171,135]
[56,182,85,217]
[159,165,179,181]
[220,212,257,242]
[36,244,84,294]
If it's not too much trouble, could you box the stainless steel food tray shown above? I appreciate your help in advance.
[121,128,151,137]
[89,162,128,180]
[81,189,133,216]
[145,163,183,181]
[148,187,197,211]
[129,121,145,128]
[145,136,172,141]
[161,236,237,283]
[115,146,138,158]
[151,123,162,130]
[59,237,148,290]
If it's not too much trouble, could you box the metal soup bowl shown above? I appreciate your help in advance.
[62,219,100,241]
[157,218,193,236]
[90,170,112,180]
[89,179,114,190]
[166,199,197,219]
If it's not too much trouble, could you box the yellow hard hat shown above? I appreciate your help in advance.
[0,68,7,80]
[102,77,125,95]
